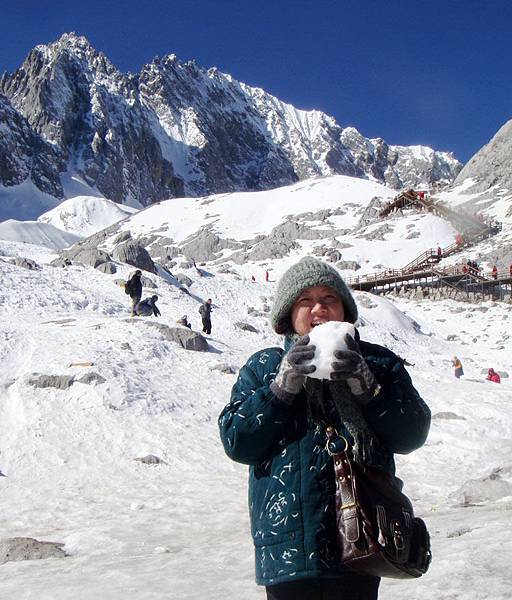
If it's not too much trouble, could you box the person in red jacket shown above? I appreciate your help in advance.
[491,265,498,280]
[486,368,501,384]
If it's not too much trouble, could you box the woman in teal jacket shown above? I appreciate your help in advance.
[219,257,430,600]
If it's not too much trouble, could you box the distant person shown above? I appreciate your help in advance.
[176,315,191,329]
[455,233,463,247]
[265,270,270,282]
[199,298,213,334]
[486,368,501,384]
[437,245,442,258]
[491,265,498,280]
[509,264,512,277]
[125,270,143,316]
[134,295,161,317]
[452,356,464,379]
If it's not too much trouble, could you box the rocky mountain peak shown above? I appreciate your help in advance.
[1,33,463,213]
[454,119,512,194]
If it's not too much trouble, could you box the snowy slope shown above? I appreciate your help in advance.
[95,175,458,281]
[38,196,137,237]
[0,228,511,599]
[0,219,81,249]
[0,180,63,222]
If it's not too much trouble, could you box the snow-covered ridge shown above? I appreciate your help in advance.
[38,196,136,238]
[1,32,462,217]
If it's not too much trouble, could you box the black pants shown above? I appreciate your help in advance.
[266,575,379,600]
[202,317,211,334]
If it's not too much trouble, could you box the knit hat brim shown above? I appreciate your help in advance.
[270,257,358,334]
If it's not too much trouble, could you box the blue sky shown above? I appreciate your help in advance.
[2,0,511,163]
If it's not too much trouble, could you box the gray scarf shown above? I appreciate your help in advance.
[304,378,382,466]
[285,333,381,466]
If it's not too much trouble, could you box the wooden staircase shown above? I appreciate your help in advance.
[378,189,500,244]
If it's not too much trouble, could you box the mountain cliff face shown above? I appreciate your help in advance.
[0,94,63,197]
[453,119,512,194]
[0,33,462,209]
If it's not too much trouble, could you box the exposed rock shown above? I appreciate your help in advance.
[0,95,63,217]
[140,275,157,289]
[73,248,111,268]
[357,196,385,227]
[356,295,378,309]
[0,537,66,564]
[95,261,117,274]
[179,260,194,269]
[134,454,167,465]
[0,33,460,212]
[234,322,259,333]
[432,412,466,421]
[247,307,267,318]
[113,231,132,244]
[180,229,239,262]
[112,241,156,273]
[75,372,106,385]
[143,321,208,351]
[454,119,512,194]
[336,260,361,271]
[50,257,72,268]
[28,374,75,390]
[13,257,40,270]
[359,223,394,241]
[175,273,193,287]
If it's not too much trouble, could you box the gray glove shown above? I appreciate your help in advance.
[270,336,316,403]
[331,334,378,404]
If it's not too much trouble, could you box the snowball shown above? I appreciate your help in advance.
[306,321,356,380]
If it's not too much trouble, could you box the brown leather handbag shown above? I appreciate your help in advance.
[326,427,431,579]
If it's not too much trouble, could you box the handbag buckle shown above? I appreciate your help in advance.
[325,427,348,456]
[392,521,405,551]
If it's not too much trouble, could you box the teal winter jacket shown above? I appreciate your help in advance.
[218,339,430,587]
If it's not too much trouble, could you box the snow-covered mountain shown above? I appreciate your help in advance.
[0,186,511,598]
[38,196,136,238]
[0,32,462,216]
[453,119,512,197]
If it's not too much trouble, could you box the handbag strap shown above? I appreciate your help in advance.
[326,426,361,544]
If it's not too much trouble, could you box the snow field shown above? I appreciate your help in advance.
[0,244,511,599]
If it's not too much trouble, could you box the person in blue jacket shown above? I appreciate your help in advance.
[133,295,161,317]
[219,256,430,600]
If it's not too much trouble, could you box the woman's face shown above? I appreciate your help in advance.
[290,285,345,336]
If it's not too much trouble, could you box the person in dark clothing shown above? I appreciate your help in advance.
[199,298,213,334]
[125,270,143,316]
[134,295,161,317]
[219,257,430,600]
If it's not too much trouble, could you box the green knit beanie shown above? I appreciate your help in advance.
[270,256,358,334]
